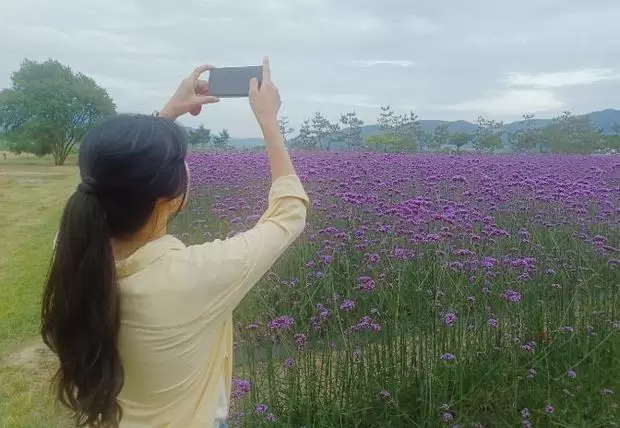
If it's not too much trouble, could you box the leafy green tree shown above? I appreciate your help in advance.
[449,132,472,153]
[376,105,420,152]
[541,111,602,154]
[278,115,295,147]
[473,116,504,153]
[188,125,211,147]
[398,111,422,151]
[212,128,230,148]
[0,59,115,165]
[293,119,316,149]
[364,134,396,152]
[339,111,364,150]
[430,123,451,151]
[600,123,620,153]
[310,112,339,150]
[507,113,538,152]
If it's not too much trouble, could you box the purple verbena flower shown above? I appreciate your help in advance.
[269,315,295,332]
[357,276,376,292]
[340,299,356,312]
[504,289,522,303]
[442,412,454,423]
[444,312,457,327]
[231,378,251,400]
[294,333,307,349]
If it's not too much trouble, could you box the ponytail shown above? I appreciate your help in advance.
[41,188,124,427]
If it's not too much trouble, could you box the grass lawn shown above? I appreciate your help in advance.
[0,156,77,427]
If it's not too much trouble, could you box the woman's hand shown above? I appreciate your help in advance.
[160,65,220,119]
[249,57,281,128]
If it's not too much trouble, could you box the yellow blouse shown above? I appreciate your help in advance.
[114,174,309,427]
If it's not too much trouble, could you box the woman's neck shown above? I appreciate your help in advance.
[112,223,167,261]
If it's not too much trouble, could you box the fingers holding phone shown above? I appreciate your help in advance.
[164,57,280,125]
[250,57,281,126]
[160,64,220,119]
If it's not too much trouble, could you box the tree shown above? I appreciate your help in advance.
[375,105,420,152]
[212,128,230,148]
[507,113,538,152]
[339,111,364,150]
[540,111,603,154]
[430,123,451,151]
[473,116,504,153]
[600,123,620,153]
[398,111,422,151]
[0,59,116,165]
[310,112,339,150]
[364,134,393,152]
[449,132,472,153]
[292,119,316,149]
[278,115,295,146]
[188,125,211,147]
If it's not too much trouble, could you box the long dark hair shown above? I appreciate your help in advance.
[41,114,189,427]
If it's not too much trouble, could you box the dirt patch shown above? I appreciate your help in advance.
[0,340,55,371]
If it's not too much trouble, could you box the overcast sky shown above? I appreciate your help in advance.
[1,0,619,137]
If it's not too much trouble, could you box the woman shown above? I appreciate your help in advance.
[41,58,309,428]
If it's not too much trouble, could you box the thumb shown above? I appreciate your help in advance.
[196,95,220,105]
[249,78,259,94]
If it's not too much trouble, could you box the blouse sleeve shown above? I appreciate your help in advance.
[184,174,310,313]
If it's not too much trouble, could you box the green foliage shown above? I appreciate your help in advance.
[374,105,420,152]
[363,134,404,152]
[212,128,230,147]
[291,113,340,150]
[339,112,364,151]
[278,115,295,146]
[599,124,620,153]
[0,59,116,165]
[448,132,472,153]
[473,116,504,153]
[188,125,211,146]
[292,119,316,149]
[508,114,539,152]
[537,111,603,154]
[430,123,451,151]
[311,112,340,150]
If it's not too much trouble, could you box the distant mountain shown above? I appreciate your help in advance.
[586,109,620,134]
[357,120,478,140]
[191,108,620,149]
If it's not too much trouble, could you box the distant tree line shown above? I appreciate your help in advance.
[288,107,620,154]
[187,125,231,150]
[2,58,619,166]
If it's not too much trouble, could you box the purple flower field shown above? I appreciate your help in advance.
[175,152,620,427]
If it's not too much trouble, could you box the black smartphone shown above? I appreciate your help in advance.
[207,66,263,98]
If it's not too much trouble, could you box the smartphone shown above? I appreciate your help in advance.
[207,66,263,98]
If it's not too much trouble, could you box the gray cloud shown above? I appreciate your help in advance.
[1,0,619,137]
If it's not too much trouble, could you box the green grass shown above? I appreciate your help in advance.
[0,160,77,427]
